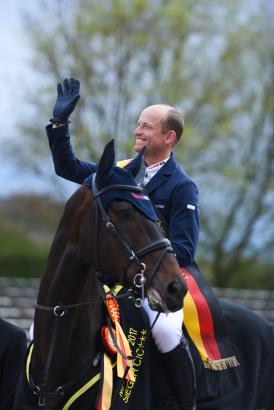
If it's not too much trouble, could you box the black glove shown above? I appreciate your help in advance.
[50,78,80,124]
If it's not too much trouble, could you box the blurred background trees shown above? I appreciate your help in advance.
[1,0,274,288]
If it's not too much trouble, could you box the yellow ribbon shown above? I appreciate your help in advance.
[115,320,135,381]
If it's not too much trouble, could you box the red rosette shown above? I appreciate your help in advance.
[101,325,117,356]
[105,293,120,324]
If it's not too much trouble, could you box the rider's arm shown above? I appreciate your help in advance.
[46,78,95,184]
[169,180,200,267]
[46,124,96,184]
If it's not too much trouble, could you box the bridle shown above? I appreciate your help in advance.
[32,174,174,409]
[91,174,174,307]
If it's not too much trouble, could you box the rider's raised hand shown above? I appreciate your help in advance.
[50,78,80,124]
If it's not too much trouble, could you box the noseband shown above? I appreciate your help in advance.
[91,174,173,307]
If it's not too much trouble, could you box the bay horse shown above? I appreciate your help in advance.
[14,140,274,410]
[14,140,187,410]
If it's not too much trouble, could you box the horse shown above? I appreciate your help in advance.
[14,140,274,410]
[14,140,187,410]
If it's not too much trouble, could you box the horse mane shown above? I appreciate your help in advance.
[32,186,103,389]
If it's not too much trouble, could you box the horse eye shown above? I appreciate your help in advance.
[117,208,132,219]
[110,201,134,220]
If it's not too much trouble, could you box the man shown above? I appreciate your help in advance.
[0,319,27,410]
[46,78,198,409]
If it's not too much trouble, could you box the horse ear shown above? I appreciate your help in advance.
[96,139,115,183]
[124,147,145,177]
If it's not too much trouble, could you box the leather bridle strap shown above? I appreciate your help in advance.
[91,174,173,284]
[121,238,173,285]
[134,238,173,282]
[91,175,146,273]
[135,238,172,257]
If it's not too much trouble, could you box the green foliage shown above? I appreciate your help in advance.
[229,260,274,290]
[198,255,274,291]
[0,193,64,278]
[0,227,49,278]
[0,193,64,241]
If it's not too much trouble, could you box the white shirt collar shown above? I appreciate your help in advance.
[144,156,170,184]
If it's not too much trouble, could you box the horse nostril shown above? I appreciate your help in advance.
[168,280,181,295]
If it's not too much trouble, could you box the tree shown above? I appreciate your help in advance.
[8,0,274,287]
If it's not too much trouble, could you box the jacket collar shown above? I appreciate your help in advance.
[145,153,176,194]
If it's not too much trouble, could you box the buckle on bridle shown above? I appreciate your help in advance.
[133,273,146,288]
[133,262,146,307]
[134,298,144,308]
[38,396,46,407]
[53,305,66,317]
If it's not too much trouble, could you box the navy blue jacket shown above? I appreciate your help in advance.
[0,319,27,410]
[46,125,200,266]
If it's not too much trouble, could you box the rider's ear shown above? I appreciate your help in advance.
[124,147,145,178]
[96,139,115,183]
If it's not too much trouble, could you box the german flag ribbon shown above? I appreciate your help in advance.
[181,263,239,370]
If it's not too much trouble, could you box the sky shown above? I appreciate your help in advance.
[0,1,47,197]
[0,1,76,199]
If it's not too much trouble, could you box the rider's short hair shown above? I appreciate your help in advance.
[162,109,184,145]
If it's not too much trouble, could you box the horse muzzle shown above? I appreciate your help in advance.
[147,277,187,313]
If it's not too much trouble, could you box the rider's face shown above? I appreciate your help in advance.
[134,106,168,157]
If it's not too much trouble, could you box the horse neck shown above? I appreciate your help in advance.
[32,240,103,390]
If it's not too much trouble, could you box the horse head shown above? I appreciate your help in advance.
[82,139,187,313]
